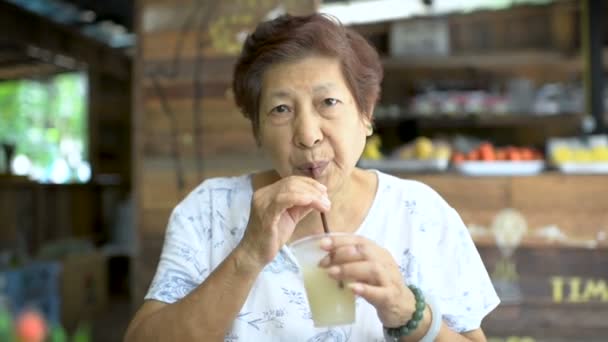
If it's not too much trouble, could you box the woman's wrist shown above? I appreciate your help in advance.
[384,286,442,342]
[233,243,266,276]
[384,285,428,339]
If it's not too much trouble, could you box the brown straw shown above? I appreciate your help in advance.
[320,212,330,234]
[314,178,344,289]
[311,173,332,235]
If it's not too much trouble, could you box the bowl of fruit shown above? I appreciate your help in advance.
[548,135,608,174]
[451,142,545,176]
[359,136,451,172]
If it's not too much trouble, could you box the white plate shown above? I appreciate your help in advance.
[454,161,544,176]
[557,162,608,174]
[358,158,449,172]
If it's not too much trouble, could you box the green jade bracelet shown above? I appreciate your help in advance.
[385,284,426,338]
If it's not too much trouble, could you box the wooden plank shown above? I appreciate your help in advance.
[143,81,230,101]
[141,98,250,133]
[140,155,268,210]
[0,181,36,249]
[382,50,578,71]
[480,246,608,280]
[485,304,608,340]
[515,210,608,243]
[141,31,220,60]
[141,115,252,137]
[142,0,316,34]
[511,175,608,212]
[479,246,608,337]
[141,130,256,158]
[140,169,185,210]
[396,174,608,248]
[480,247,608,341]
[141,112,251,133]
[140,0,193,6]
[0,1,131,80]
[142,2,199,33]
[457,208,500,227]
[400,174,511,210]
[140,208,173,236]
[132,236,165,303]
[142,97,241,116]
[143,57,236,83]
[447,3,554,52]
[463,209,607,248]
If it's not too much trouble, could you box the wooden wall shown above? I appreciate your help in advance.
[0,3,132,255]
[134,0,317,300]
[405,173,608,341]
[89,70,133,185]
[0,179,125,254]
[403,173,608,246]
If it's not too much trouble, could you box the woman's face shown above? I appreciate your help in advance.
[258,55,371,191]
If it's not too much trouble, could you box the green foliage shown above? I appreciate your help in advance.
[0,305,14,342]
[0,80,23,142]
[49,324,68,342]
[0,73,88,182]
[71,322,91,342]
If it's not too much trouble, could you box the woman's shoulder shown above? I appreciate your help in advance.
[193,173,252,192]
[375,171,447,206]
[176,173,253,212]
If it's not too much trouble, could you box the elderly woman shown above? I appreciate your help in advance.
[125,13,499,342]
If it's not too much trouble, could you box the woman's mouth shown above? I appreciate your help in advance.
[297,161,329,178]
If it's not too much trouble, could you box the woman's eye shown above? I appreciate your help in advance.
[271,104,291,114]
[323,98,339,107]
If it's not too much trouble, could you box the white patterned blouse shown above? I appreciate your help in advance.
[145,170,500,341]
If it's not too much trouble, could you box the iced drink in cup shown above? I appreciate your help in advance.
[290,233,355,327]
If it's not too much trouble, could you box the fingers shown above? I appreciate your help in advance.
[347,282,391,309]
[319,244,366,267]
[296,176,328,192]
[326,260,389,286]
[277,177,329,209]
[319,234,366,251]
[258,177,331,216]
[305,221,412,327]
[274,191,331,213]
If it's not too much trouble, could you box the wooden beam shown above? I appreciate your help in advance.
[0,62,68,81]
[0,1,131,80]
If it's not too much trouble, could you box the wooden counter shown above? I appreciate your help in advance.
[0,178,123,253]
[398,172,608,248]
[395,172,608,341]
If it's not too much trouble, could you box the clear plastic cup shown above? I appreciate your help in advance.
[290,233,355,327]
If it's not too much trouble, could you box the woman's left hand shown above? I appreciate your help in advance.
[319,235,415,328]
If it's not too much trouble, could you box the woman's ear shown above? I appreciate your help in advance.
[362,111,374,136]
[365,122,373,136]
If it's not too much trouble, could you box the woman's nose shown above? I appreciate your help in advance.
[293,111,323,148]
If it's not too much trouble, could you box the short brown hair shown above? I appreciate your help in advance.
[232,13,383,141]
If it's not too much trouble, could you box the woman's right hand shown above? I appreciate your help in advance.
[238,176,331,268]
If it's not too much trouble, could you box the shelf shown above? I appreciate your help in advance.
[374,113,583,129]
[381,49,608,71]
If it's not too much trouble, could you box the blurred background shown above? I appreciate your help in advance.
[0,0,606,341]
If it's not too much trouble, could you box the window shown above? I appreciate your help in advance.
[0,72,90,183]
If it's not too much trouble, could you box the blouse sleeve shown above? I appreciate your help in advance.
[144,206,208,304]
[428,205,500,332]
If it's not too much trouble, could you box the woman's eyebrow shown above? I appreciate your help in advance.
[267,90,292,99]
[312,83,336,94]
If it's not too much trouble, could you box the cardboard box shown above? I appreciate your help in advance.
[60,252,108,330]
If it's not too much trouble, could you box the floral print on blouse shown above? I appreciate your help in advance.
[145,171,500,341]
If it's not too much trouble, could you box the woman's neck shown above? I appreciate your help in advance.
[251,168,377,239]
[298,168,377,239]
